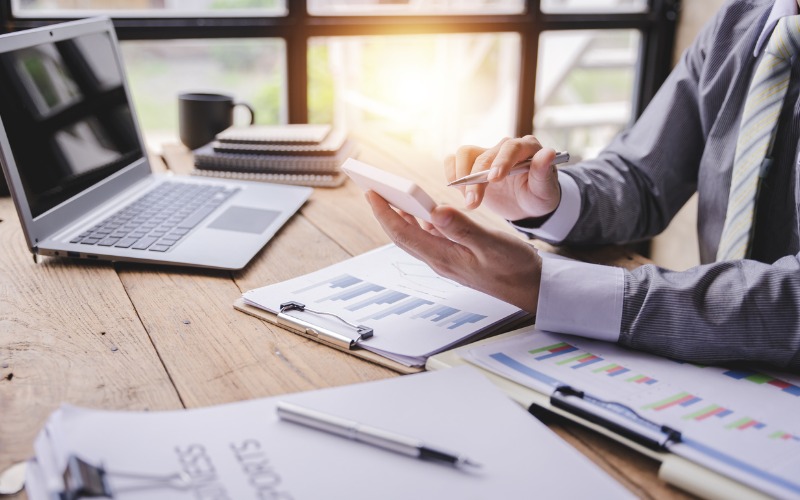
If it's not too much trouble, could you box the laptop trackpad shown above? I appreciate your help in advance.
[207,206,281,234]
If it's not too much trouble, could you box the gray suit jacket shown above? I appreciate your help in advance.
[556,0,800,372]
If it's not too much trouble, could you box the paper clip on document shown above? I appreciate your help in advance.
[55,454,194,500]
[550,386,683,451]
[278,301,374,350]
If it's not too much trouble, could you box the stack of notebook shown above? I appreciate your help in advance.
[191,124,354,187]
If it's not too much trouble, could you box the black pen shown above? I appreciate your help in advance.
[550,386,681,451]
[276,401,482,469]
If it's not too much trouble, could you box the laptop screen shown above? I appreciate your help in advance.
[0,30,143,218]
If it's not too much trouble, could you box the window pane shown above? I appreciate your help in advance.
[13,0,286,17]
[534,30,639,161]
[308,0,523,16]
[120,39,285,148]
[540,0,647,13]
[309,33,519,159]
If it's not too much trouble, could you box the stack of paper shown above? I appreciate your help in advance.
[242,244,531,367]
[25,368,631,499]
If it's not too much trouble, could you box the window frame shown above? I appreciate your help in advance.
[0,0,680,137]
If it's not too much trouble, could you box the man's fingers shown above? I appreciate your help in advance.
[420,219,445,238]
[459,139,509,209]
[367,192,480,282]
[398,209,421,229]
[430,205,494,252]
[366,191,452,262]
[525,147,561,207]
[454,145,486,180]
[528,147,557,182]
[464,144,503,208]
[487,135,543,181]
[366,191,420,238]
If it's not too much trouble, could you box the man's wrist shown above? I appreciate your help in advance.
[510,173,581,243]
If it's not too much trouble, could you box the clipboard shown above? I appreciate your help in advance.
[234,244,533,376]
[426,331,772,500]
[233,298,423,374]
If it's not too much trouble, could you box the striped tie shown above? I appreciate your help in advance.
[717,15,800,261]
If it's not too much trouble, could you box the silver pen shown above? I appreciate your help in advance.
[276,401,481,469]
[447,150,570,187]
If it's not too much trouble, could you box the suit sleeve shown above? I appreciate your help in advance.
[621,257,800,372]
[547,8,715,246]
[530,4,800,373]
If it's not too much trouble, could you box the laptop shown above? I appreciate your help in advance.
[0,17,312,270]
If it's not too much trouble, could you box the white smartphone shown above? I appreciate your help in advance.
[342,158,437,223]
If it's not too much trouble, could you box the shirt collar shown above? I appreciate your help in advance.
[754,0,799,56]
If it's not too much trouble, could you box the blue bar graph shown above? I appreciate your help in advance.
[680,396,702,407]
[536,346,579,361]
[290,272,491,332]
[723,369,800,397]
[345,290,408,311]
[294,274,362,294]
[573,357,604,369]
[413,305,459,322]
[324,282,385,303]
[442,312,486,330]
[368,298,434,320]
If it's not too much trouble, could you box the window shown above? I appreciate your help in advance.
[540,0,647,13]
[535,29,640,162]
[12,1,286,17]
[1,0,679,160]
[309,33,521,157]
[121,38,287,149]
[307,0,525,15]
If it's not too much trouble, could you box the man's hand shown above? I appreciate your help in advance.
[447,135,561,221]
[366,191,542,313]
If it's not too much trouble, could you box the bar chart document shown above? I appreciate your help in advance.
[242,244,528,366]
[466,328,800,499]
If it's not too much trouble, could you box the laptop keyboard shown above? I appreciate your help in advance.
[69,182,239,252]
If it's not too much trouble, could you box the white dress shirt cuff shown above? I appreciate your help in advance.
[512,173,581,243]
[537,257,624,342]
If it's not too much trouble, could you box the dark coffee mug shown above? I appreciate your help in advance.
[178,92,255,150]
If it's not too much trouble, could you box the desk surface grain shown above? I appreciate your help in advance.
[0,134,687,499]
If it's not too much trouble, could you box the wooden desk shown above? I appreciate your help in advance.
[0,133,686,499]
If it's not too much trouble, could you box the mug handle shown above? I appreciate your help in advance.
[234,101,256,125]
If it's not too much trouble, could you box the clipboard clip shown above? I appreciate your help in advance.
[278,301,374,350]
[551,385,682,451]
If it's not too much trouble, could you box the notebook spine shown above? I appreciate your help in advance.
[215,124,332,144]
[194,154,347,173]
[216,138,322,145]
[191,168,346,188]
[211,142,343,156]
[210,132,348,156]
